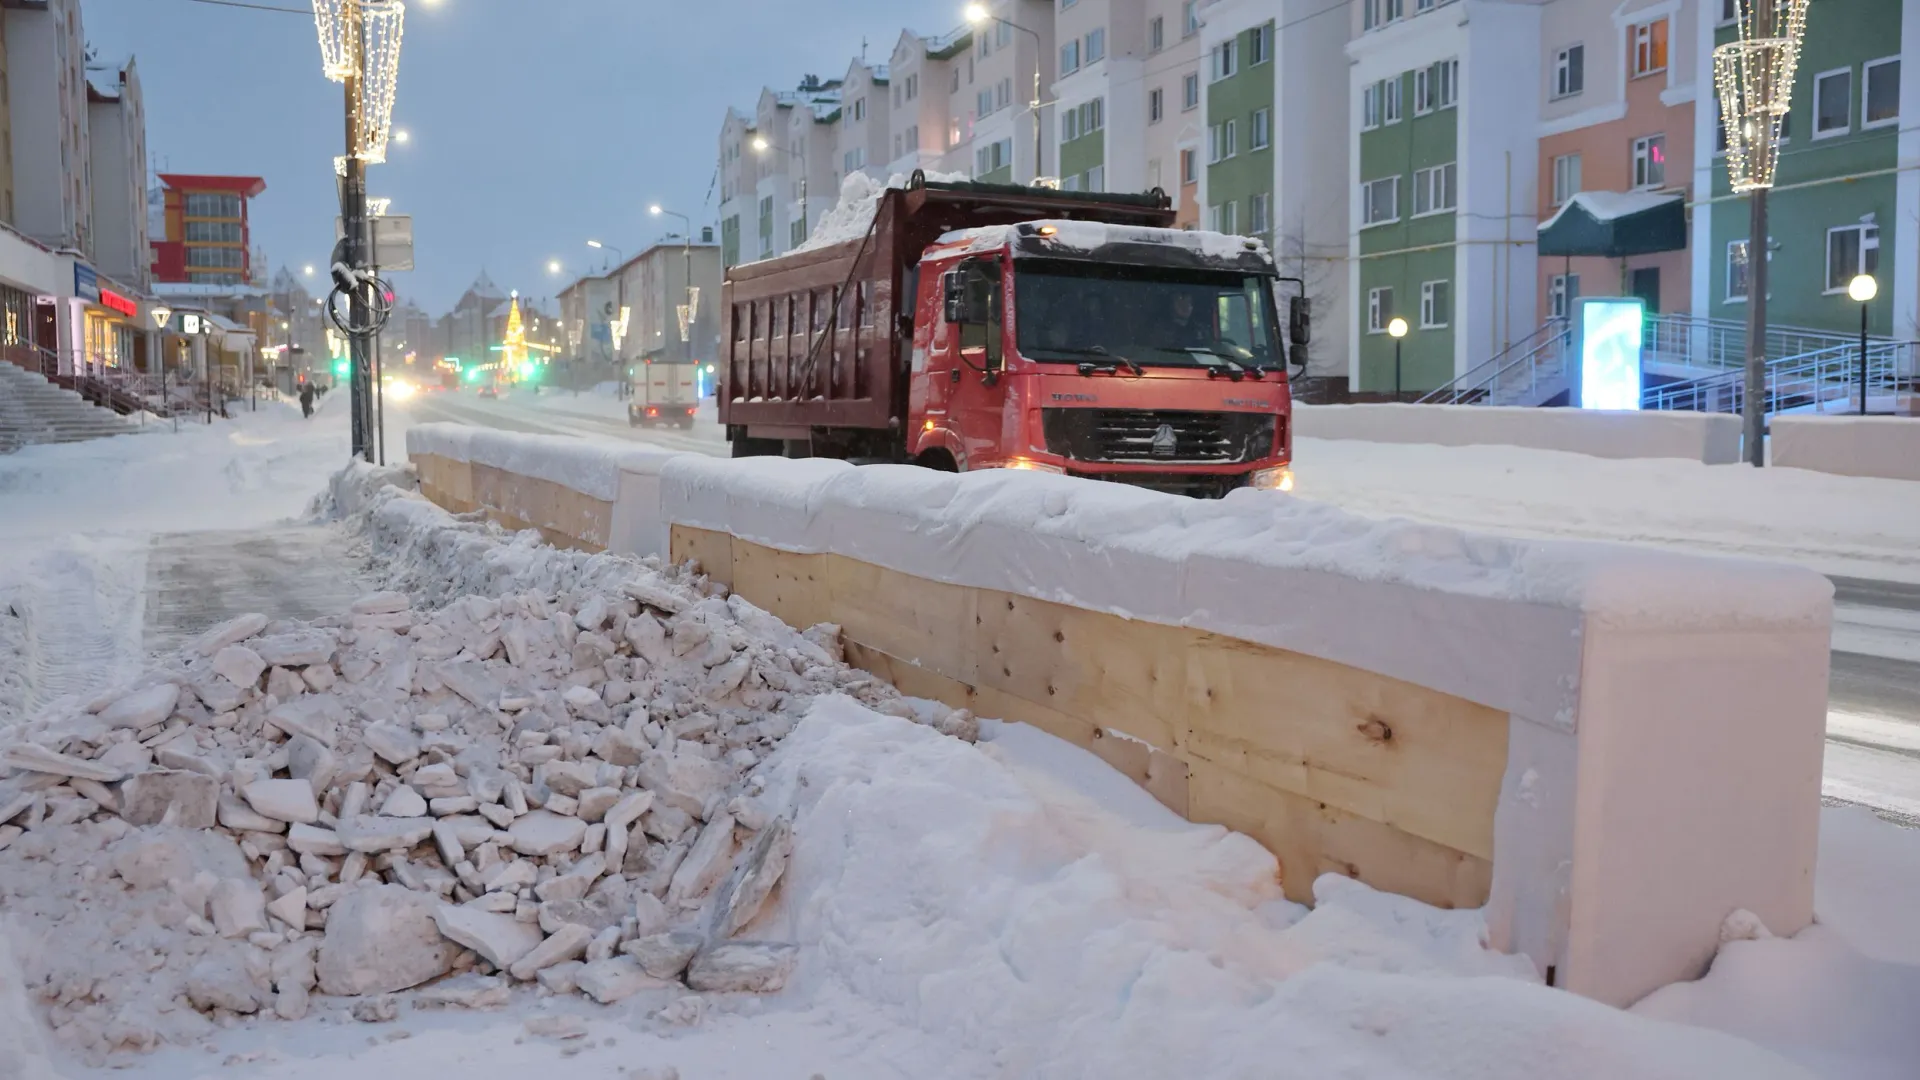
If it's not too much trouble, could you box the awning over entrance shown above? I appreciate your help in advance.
[1537,191,1687,258]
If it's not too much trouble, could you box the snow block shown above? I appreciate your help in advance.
[1294,403,1743,464]
[1769,414,1920,483]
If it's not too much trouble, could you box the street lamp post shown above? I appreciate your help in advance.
[650,206,696,373]
[1387,316,1409,400]
[587,239,625,395]
[965,3,1047,182]
[1849,273,1878,416]
[751,135,807,246]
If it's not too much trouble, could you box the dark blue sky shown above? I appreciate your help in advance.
[84,0,956,312]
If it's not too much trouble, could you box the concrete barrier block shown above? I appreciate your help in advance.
[1296,403,1744,464]
[1771,415,1920,482]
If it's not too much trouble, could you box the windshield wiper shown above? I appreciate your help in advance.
[1151,346,1250,381]
[1034,344,1144,377]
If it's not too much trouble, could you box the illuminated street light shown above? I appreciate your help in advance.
[392,129,411,144]
[1850,273,1878,416]
[548,260,562,274]
[1387,316,1410,401]
[303,265,315,276]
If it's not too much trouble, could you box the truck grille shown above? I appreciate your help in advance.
[1041,409,1275,465]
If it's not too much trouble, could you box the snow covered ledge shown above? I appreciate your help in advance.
[1296,403,1744,464]
[1770,414,1920,482]
[651,458,1831,1008]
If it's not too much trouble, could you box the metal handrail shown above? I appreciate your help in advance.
[1419,317,1569,404]
[1644,339,1918,415]
[1641,312,1896,373]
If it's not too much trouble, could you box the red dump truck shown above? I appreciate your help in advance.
[719,172,1308,497]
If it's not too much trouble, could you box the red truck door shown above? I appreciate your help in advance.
[934,256,1011,469]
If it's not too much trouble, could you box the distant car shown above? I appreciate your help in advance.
[477,385,498,399]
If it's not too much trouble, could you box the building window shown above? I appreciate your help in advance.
[894,134,903,159]
[843,148,864,172]
[1387,76,1403,123]
[1086,164,1105,192]
[974,137,1012,176]
[1552,153,1582,206]
[907,124,919,150]
[1361,176,1399,226]
[949,117,962,147]
[1209,119,1237,162]
[1086,28,1105,63]
[1435,58,1458,108]
[183,193,242,218]
[1864,57,1900,128]
[1632,133,1666,189]
[853,97,866,122]
[1630,19,1667,79]
[998,21,1012,47]
[1813,68,1851,137]
[1249,24,1272,65]
[1719,0,1736,24]
[996,77,1012,111]
[907,73,919,100]
[1368,287,1394,333]
[1061,0,1076,8]
[1364,0,1404,31]
[1183,1,1200,37]
[1149,88,1164,123]
[1180,148,1198,184]
[978,89,994,116]
[1420,280,1450,328]
[186,246,245,269]
[1363,83,1381,129]
[1550,273,1580,318]
[1726,240,1750,301]
[1250,108,1271,150]
[1826,224,1880,293]
[1554,44,1584,99]
[1062,98,1104,141]
[1210,201,1237,234]
[1182,73,1200,110]
[1249,192,1271,234]
[1150,16,1165,52]
[1061,39,1081,76]
[184,220,243,243]
[1212,39,1238,82]
[1413,162,1456,215]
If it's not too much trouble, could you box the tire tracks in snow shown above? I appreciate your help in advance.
[0,536,150,727]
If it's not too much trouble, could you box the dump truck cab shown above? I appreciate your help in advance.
[908,220,1297,496]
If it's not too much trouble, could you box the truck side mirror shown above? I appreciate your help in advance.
[942,272,967,324]
[944,261,996,326]
[1289,296,1312,347]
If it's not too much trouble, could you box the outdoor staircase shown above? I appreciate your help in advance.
[1419,319,1573,407]
[1643,338,1919,417]
[0,359,145,454]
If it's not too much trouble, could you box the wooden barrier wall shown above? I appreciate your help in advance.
[671,524,1507,910]
[413,452,613,553]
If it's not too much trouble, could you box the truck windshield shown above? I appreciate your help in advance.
[1013,259,1281,371]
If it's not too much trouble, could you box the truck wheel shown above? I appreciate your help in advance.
[729,435,782,458]
[627,411,640,427]
[913,449,959,473]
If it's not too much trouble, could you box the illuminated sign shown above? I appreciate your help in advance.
[180,314,202,335]
[98,289,138,318]
[1576,297,1645,411]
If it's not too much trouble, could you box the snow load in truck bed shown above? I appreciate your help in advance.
[932,219,1273,262]
[791,169,970,253]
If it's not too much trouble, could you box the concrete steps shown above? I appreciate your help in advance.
[0,361,143,453]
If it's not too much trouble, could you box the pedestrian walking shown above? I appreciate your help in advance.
[299,382,316,419]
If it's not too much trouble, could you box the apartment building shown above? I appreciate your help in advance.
[1348,0,1542,395]
[836,58,892,188]
[1196,0,1352,377]
[85,56,148,291]
[1695,0,1917,340]
[1053,0,1149,194]
[968,0,1057,182]
[886,28,975,178]
[1535,0,1698,324]
[5,0,89,253]
[1142,0,1205,226]
[150,174,266,286]
[615,238,723,369]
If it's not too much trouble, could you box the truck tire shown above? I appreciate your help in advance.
[913,449,959,473]
[729,435,783,458]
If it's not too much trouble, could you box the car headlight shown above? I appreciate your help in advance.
[1248,466,1293,492]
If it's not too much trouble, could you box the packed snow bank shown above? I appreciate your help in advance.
[408,422,677,502]
[791,169,969,253]
[747,699,1814,1080]
[1294,436,1920,583]
[1295,402,1743,464]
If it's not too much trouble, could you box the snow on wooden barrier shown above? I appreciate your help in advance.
[1296,403,1744,464]
[1770,415,1920,483]
[403,423,1833,1008]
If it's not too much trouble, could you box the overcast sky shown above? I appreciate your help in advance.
[83,0,957,313]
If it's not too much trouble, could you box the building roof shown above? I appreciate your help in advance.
[925,26,974,59]
[154,282,269,299]
[158,174,268,198]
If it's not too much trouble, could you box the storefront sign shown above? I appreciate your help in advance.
[180,313,204,335]
[98,289,137,318]
[74,264,101,303]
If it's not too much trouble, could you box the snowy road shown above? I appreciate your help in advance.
[396,388,728,459]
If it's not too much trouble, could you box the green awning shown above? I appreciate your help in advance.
[1538,191,1687,258]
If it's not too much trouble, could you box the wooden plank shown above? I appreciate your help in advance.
[825,555,977,681]
[972,591,1185,754]
[670,525,734,584]
[1186,758,1491,909]
[730,540,828,630]
[1183,632,1505,861]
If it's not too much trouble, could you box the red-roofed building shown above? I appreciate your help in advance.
[149,174,266,286]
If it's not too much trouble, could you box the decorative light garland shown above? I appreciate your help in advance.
[355,1,406,162]
[311,0,353,82]
[1712,0,1809,193]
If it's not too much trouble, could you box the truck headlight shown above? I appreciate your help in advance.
[1005,457,1065,474]
[1248,466,1293,492]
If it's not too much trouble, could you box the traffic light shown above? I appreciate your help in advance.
[333,358,350,379]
